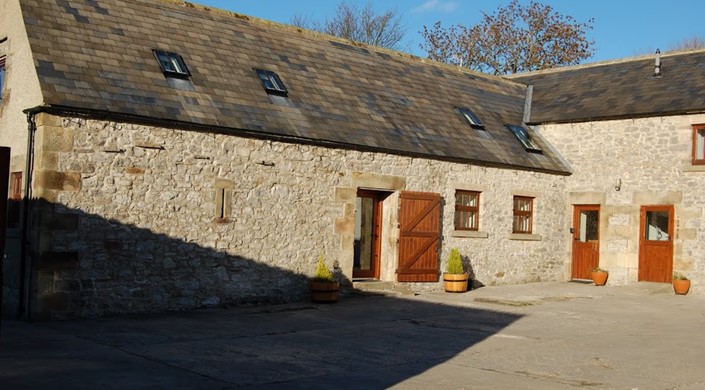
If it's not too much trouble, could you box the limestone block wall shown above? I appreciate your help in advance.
[539,115,705,294]
[31,114,567,318]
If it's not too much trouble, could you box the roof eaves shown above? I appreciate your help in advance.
[26,104,571,176]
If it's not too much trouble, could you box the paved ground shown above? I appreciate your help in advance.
[1,281,704,389]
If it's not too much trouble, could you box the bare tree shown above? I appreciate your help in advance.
[420,0,594,75]
[291,0,406,50]
[667,34,705,52]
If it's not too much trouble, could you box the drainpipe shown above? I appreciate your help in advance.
[18,109,38,319]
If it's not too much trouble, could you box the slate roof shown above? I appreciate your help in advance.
[510,50,705,124]
[19,0,569,175]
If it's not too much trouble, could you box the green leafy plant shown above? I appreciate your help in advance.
[313,254,336,282]
[591,267,608,273]
[445,248,465,275]
[673,272,689,281]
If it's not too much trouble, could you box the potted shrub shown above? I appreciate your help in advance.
[673,273,691,295]
[590,267,608,286]
[310,254,340,303]
[443,248,469,293]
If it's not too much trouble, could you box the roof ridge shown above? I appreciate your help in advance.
[508,48,705,78]
[157,0,525,87]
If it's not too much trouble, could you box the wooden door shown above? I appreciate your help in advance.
[397,191,441,282]
[1,147,10,258]
[571,205,600,280]
[638,205,674,283]
[353,190,382,279]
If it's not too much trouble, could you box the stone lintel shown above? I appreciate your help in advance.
[632,191,683,205]
[352,172,405,191]
[215,178,235,189]
[568,192,606,205]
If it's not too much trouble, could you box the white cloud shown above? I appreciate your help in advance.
[412,0,458,13]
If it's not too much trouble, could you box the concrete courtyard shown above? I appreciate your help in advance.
[0,281,703,389]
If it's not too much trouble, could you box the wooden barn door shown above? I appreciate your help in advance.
[571,205,600,280]
[638,205,674,283]
[397,191,442,282]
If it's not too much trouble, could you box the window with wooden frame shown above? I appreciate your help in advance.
[7,171,22,227]
[512,196,534,234]
[692,124,705,165]
[455,190,480,231]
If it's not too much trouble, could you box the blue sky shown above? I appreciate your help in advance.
[198,0,705,63]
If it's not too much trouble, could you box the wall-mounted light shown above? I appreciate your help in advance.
[654,49,661,77]
[614,178,622,191]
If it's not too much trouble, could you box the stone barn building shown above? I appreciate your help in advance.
[1,0,704,319]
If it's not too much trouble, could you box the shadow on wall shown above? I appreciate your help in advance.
[1,199,528,388]
[3,198,354,320]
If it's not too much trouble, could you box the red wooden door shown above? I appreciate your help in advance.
[353,190,382,279]
[571,205,600,280]
[397,191,441,282]
[638,205,674,283]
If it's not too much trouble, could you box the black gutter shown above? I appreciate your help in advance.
[18,108,39,319]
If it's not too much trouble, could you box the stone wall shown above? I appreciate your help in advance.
[31,114,568,318]
[539,114,705,294]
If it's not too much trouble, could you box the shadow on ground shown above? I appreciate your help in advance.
[1,196,523,388]
[0,293,522,388]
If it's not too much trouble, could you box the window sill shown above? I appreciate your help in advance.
[450,230,489,238]
[508,233,542,241]
[682,164,705,172]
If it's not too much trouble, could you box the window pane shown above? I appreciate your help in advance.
[514,198,531,212]
[455,211,477,230]
[156,52,175,73]
[0,64,5,99]
[170,57,184,74]
[645,211,670,241]
[697,129,705,160]
[514,215,530,232]
[258,72,274,89]
[456,192,477,207]
[579,210,599,242]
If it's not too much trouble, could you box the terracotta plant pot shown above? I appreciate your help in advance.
[443,273,469,293]
[673,279,691,295]
[310,281,340,303]
[591,271,608,286]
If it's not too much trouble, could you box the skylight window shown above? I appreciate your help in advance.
[507,125,542,153]
[458,107,484,129]
[153,50,190,78]
[255,69,288,96]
